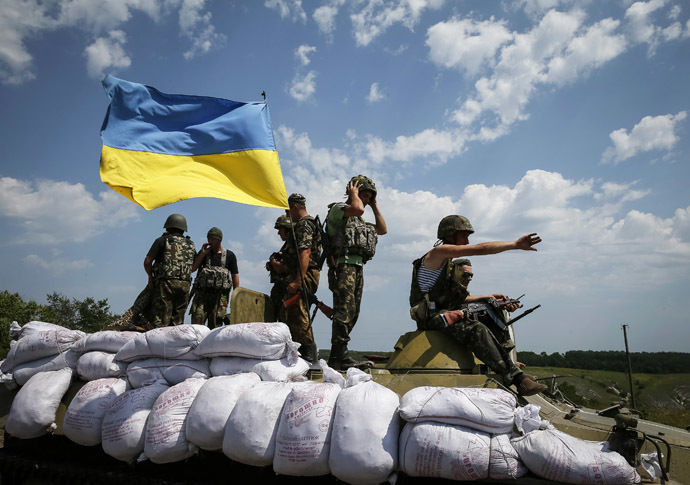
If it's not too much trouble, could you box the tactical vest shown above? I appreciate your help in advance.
[327,203,378,263]
[409,254,470,325]
[284,216,322,271]
[152,234,196,282]
[196,249,233,291]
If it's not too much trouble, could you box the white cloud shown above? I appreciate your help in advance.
[295,45,316,66]
[265,0,306,23]
[313,0,346,40]
[0,177,140,245]
[366,82,384,103]
[364,129,463,165]
[84,30,131,78]
[350,0,445,47]
[179,0,225,59]
[624,0,683,54]
[516,0,587,17]
[426,17,513,76]
[595,181,650,203]
[24,252,93,276]
[288,70,317,102]
[601,111,687,164]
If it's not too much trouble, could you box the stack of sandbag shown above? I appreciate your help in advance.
[115,325,211,387]
[194,322,308,381]
[1,322,84,386]
[5,368,74,438]
[63,377,129,446]
[329,368,401,485]
[398,386,527,481]
[71,330,137,381]
[511,427,641,484]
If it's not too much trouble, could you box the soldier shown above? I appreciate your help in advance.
[143,214,196,327]
[409,215,547,396]
[283,193,321,364]
[266,215,293,322]
[325,175,387,370]
[189,227,240,329]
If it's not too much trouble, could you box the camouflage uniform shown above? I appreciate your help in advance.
[148,233,196,327]
[267,243,289,322]
[190,290,229,328]
[189,247,237,329]
[110,286,152,330]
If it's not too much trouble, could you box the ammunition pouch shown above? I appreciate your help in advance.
[331,220,378,263]
[195,249,232,291]
[410,295,430,326]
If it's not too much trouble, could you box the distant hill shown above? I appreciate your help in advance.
[518,350,690,374]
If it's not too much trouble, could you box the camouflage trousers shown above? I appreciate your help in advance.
[427,310,521,387]
[284,268,319,351]
[150,279,191,328]
[190,288,229,329]
[111,286,152,329]
[328,263,363,346]
[269,281,287,323]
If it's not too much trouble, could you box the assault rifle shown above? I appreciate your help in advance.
[283,290,334,320]
[466,294,540,329]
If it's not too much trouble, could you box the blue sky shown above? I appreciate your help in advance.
[1,0,689,354]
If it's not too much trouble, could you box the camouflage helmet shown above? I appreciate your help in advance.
[164,213,188,232]
[437,215,474,240]
[274,214,294,230]
[349,175,377,195]
[207,226,223,241]
[287,193,306,206]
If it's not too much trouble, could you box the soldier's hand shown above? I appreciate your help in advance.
[346,180,361,197]
[201,242,211,253]
[505,301,523,312]
[286,281,300,296]
[515,233,541,251]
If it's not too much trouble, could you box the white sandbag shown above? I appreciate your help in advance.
[193,322,300,364]
[223,380,298,466]
[9,329,84,368]
[63,377,128,446]
[126,358,210,388]
[399,421,527,480]
[5,368,73,439]
[511,427,641,484]
[101,382,169,462]
[399,386,516,433]
[115,325,210,362]
[13,349,79,386]
[9,321,76,340]
[0,363,17,390]
[329,368,400,485]
[273,381,342,476]
[0,341,18,373]
[210,356,309,381]
[77,351,127,381]
[143,378,206,464]
[186,373,261,450]
[72,330,139,354]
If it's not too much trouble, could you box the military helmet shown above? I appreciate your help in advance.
[349,175,377,195]
[164,214,188,232]
[274,214,294,230]
[207,227,223,241]
[288,193,306,206]
[437,215,474,239]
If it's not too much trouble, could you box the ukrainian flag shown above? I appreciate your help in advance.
[99,75,288,210]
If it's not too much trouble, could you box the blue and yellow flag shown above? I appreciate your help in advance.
[99,75,288,210]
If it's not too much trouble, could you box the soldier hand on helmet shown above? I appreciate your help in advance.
[346,179,361,197]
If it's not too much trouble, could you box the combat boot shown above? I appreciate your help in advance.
[516,375,547,396]
[300,344,318,364]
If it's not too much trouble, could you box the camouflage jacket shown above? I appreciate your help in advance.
[284,216,322,273]
[152,233,196,282]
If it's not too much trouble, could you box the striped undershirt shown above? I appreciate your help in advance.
[417,257,443,293]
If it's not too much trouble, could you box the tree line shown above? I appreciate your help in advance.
[517,350,690,374]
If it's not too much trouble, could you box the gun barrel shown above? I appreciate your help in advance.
[506,304,541,325]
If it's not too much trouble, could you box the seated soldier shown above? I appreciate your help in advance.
[409,215,547,396]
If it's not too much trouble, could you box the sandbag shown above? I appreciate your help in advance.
[210,356,309,381]
[143,378,206,464]
[77,351,127,381]
[9,329,84,368]
[126,358,210,388]
[223,380,298,466]
[72,331,139,354]
[101,382,169,462]
[399,420,527,480]
[13,349,78,386]
[115,325,210,362]
[63,377,128,446]
[186,373,261,450]
[399,386,516,433]
[511,427,641,484]
[329,368,400,485]
[273,381,342,476]
[9,321,76,340]
[193,322,299,363]
[0,341,18,373]
[5,368,73,439]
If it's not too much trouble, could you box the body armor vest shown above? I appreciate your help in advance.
[327,203,378,263]
[409,254,470,325]
[196,249,232,291]
[152,234,195,282]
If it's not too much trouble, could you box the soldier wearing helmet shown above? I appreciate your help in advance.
[325,175,387,370]
[266,215,294,322]
[189,226,240,329]
[409,215,546,396]
[144,214,196,327]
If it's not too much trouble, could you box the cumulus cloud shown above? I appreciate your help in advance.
[313,0,346,40]
[179,0,225,60]
[0,177,140,245]
[366,82,384,103]
[24,252,93,276]
[288,70,317,102]
[624,0,683,54]
[295,44,316,66]
[601,111,687,164]
[265,0,306,23]
[350,0,445,47]
[84,30,131,78]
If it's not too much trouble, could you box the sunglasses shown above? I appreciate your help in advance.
[463,271,474,278]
